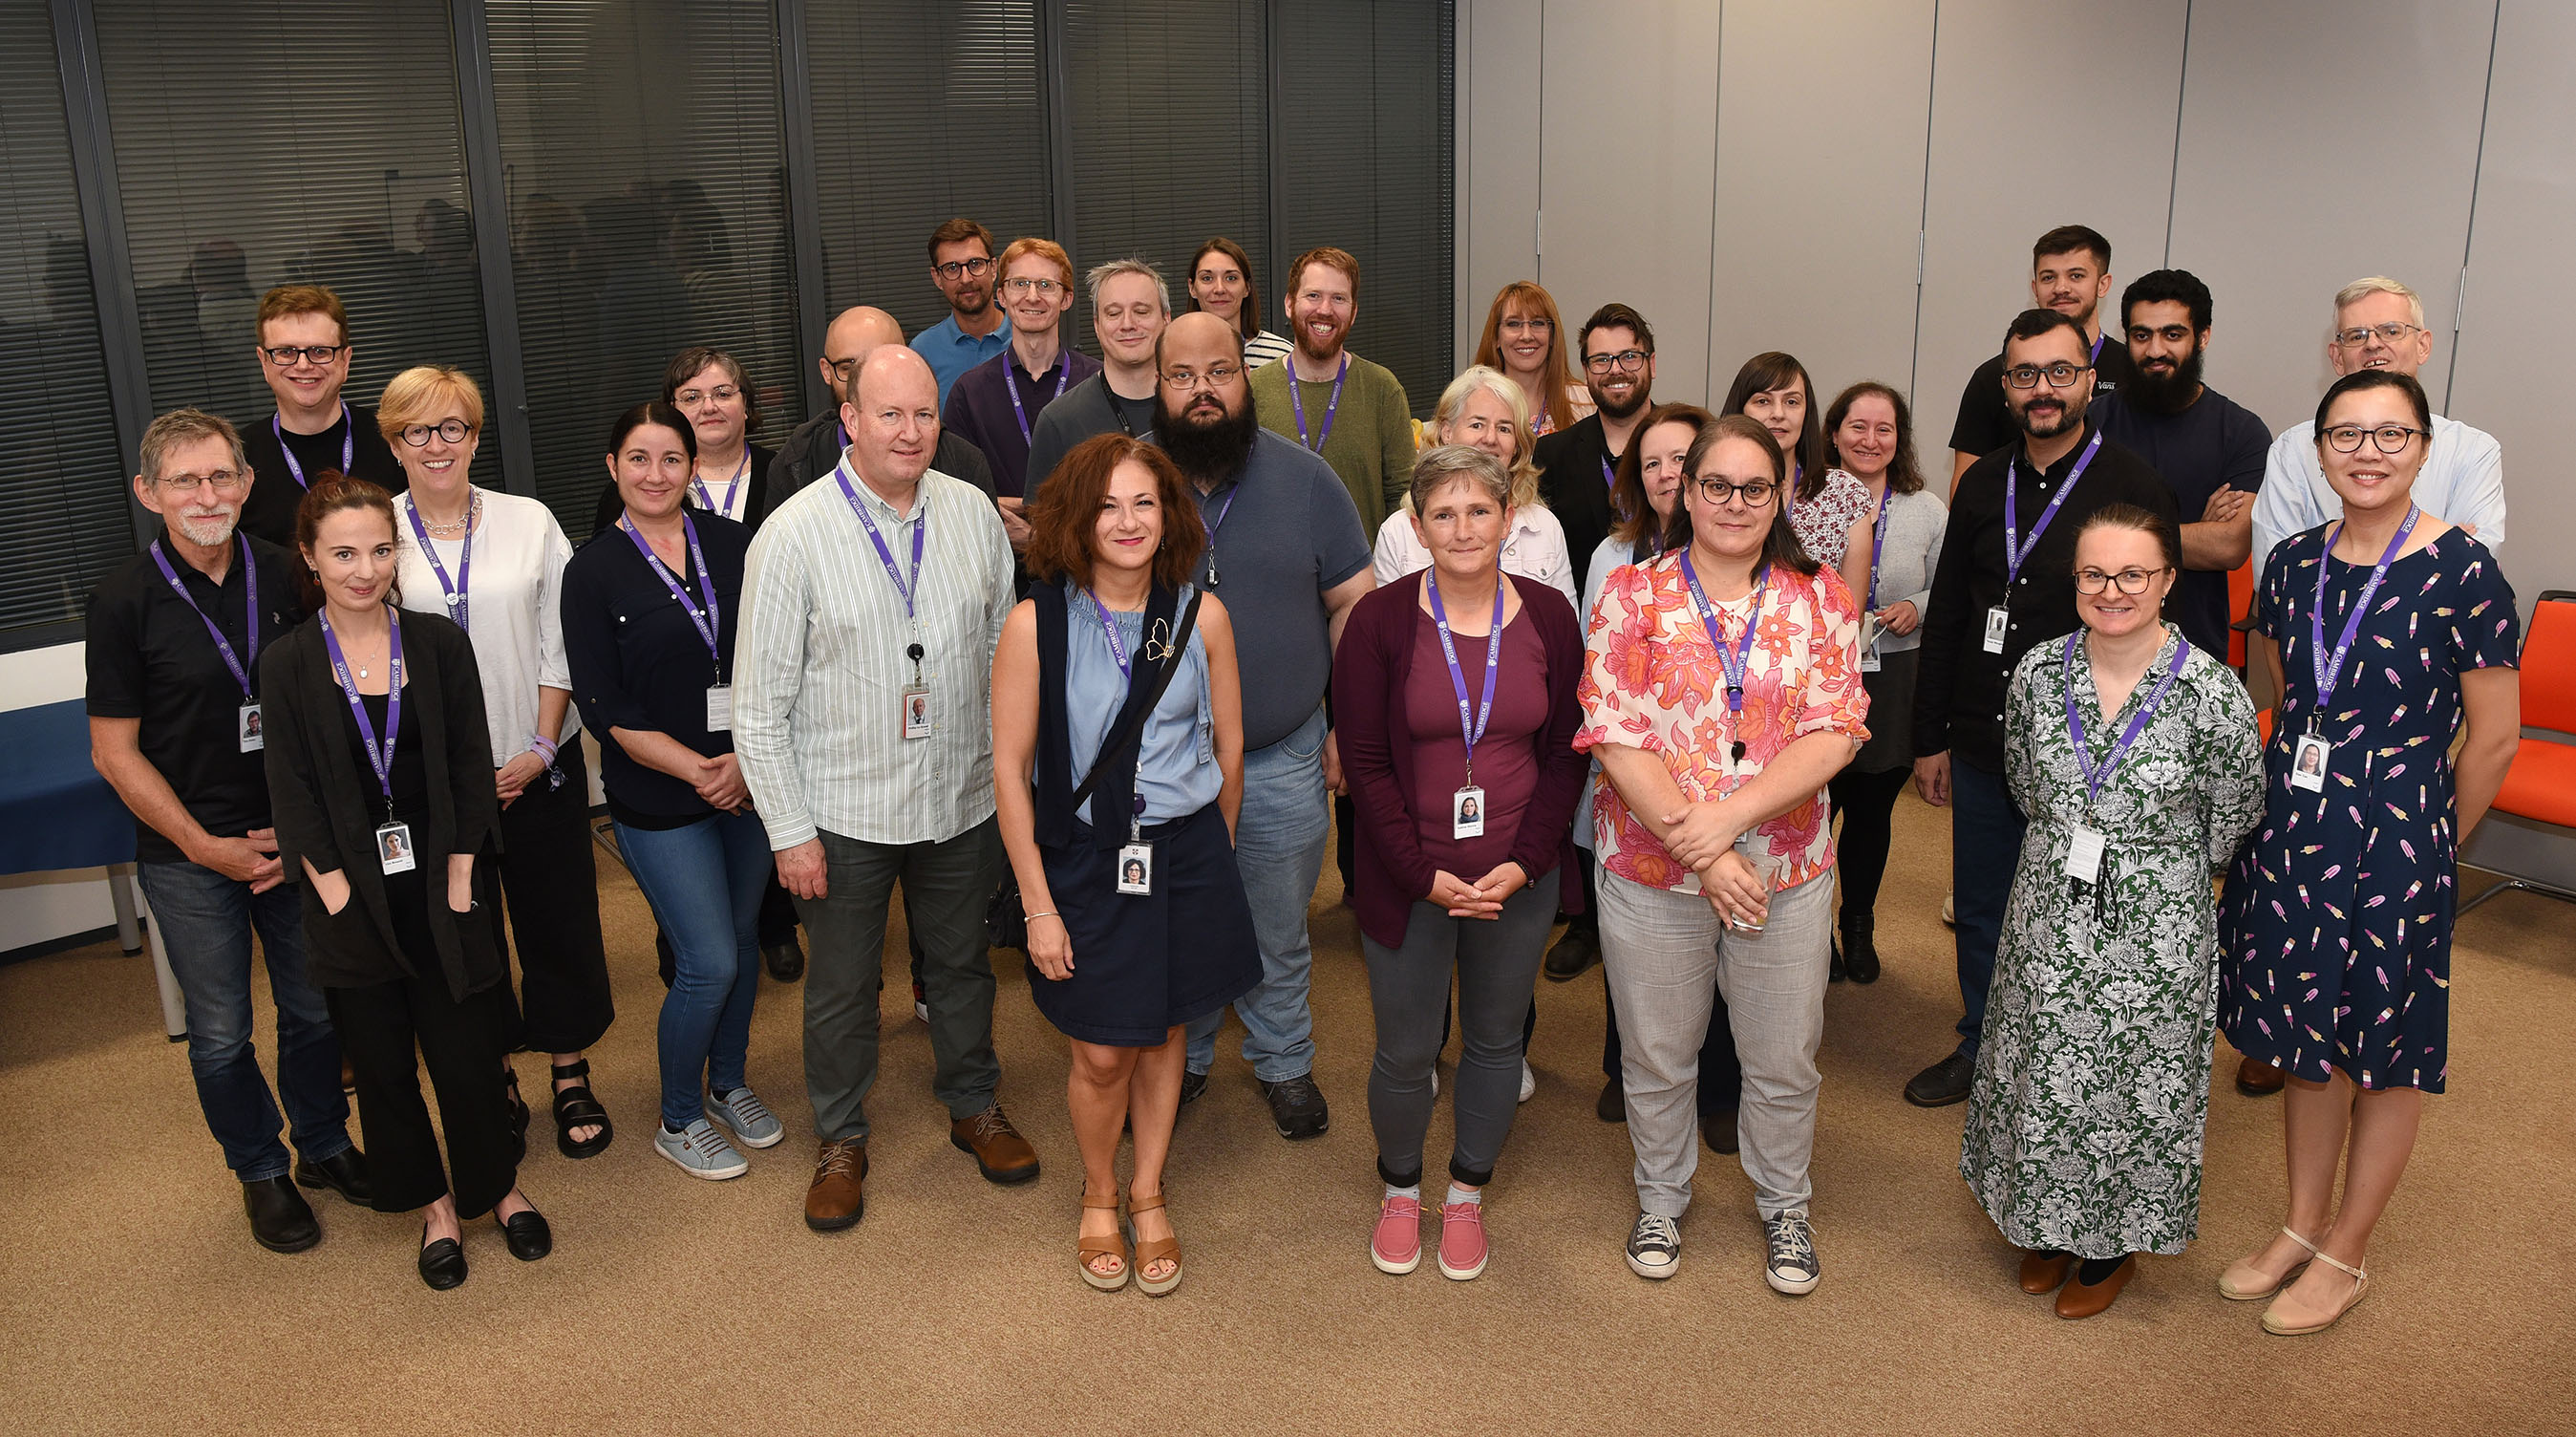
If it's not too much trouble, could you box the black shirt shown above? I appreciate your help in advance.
[350,687,430,827]
[236,403,406,547]
[560,511,753,828]
[1947,334,2140,462]
[591,441,777,540]
[1910,421,2181,773]
[2092,386,2270,656]
[84,534,307,864]
[1533,414,1627,598]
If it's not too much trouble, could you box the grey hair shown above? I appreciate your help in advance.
[1429,364,1543,507]
[1087,256,1170,316]
[2332,275,2425,332]
[138,407,248,487]
[1408,442,1513,517]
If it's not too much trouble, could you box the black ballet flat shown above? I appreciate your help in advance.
[499,1207,552,1262]
[418,1226,468,1291]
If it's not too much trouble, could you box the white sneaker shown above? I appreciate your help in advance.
[1518,1061,1536,1104]
[1430,1068,1439,1098]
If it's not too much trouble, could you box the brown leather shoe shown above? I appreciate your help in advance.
[2018,1248,2074,1294]
[2235,1056,2288,1095]
[2054,1255,2137,1319]
[951,1103,1041,1184]
[804,1138,867,1232]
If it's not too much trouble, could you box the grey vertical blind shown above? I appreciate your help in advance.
[94,0,490,440]
[0,1,130,638]
[1061,0,1269,354]
[805,0,1054,342]
[1276,0,1455,416]
[485,0,798,534]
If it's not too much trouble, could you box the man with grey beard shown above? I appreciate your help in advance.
[87,408,370,1255]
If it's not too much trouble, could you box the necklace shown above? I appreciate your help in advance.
[416,490,480,539]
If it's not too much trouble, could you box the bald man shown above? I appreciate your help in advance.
[765,305,994,520]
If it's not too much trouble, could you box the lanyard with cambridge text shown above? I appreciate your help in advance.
[320,607,417,873]
[151,535,264,752]
[1986,429,2103,654]
[1290,355,1350,452]
[402,491,474,632]
[834,462,934,739]
[1678,551,1768,770]
[1428,576,1505,840]
[2293,504,2418,792]
[274,407,353,492]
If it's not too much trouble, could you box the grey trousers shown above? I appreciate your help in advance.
[1598,869,1831,1219]
[795,820,1004,1144]
[1361,869,1560,1188]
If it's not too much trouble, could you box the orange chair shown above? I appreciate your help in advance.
[2459,590,2576,916]
[2225,559,2253,671]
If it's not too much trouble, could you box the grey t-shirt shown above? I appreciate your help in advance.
[1192,429,1370,750]
[1026,374,1160,498]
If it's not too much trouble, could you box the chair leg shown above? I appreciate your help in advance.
[2457,877,2576,917]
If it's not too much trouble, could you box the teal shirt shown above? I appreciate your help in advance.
[911,315,1011,409]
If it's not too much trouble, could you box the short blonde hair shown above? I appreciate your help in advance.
[376,365,485,444]
[1408,443,1513,518]
[1431,365,1543,507]
[2332,276,2425,332]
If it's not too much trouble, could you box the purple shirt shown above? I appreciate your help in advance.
[939,344,1104,499]
[1405,612,1549,875]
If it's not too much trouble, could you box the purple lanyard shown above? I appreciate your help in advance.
[619,513,723,671]
[273,407,353,492]
[2063,632,2188,806]
[690,449,750,516]
[1201,485,1241,582]
[1864,487,1892,609]
[401,492,473,633]
[1289,355,1350,452]
[2089,331,2105,366]
[1004,350,1071,445]
[320,607,405,805]
[2003,429,2103,585]
[833,461,926,623]
[2309,504,2419,724]
[1426,576,1506,775]
[1678,551,1768,715]
[148,536,259,698]
[1084,590,1134,682]
[1600,453,1616,491]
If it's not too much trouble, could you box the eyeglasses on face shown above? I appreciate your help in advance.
[826,357,860,381]
[1160,363,1242,392]
[261,344,347,366]
[2003,362,2091,389]
[933,257,994,280]
[398,419,475,447]
[1692,477,1777,507]
[1003,276,1062,297]
[158,468,247,494]
[674,385,741,408]
[2332,321,2421,349]
[2075,566,2169,595]
[1585,349,1650,375]
[1500,316,1551,335]
[2322,422,2429,455]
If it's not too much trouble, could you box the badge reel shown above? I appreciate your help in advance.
[2289,732,2331,793]
[238,702,264,753]
[1982,604,2011,654]
[1117,795,1153,896]
[376,820,416,875]
[901,642,932,740]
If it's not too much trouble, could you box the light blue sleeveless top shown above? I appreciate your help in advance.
[1064,582,1218,826]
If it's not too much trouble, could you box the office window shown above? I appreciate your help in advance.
[487,0,798,534]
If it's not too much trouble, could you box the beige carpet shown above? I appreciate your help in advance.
[4,792,2570,1436]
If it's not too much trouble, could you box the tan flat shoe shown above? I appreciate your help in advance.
[2261,1250,2368,1336]
[2054,1255,2137,1319]
[2219,1226,2317,1301]
[1128,1188,1182,1298]
[2018,1249,2074,1294]
[1077,1190,1129,1292]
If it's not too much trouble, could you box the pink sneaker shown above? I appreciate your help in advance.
[1437,1200,1489,1280]
[1371,1194,1422,1275]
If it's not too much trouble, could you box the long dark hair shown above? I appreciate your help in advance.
[1610,402,1714,547]
[1190,237,1266,343]
[293,475,401,613]
[607,400,699,463]
[1821,380,1926,496]
[1661,414,1819,578]
[1721,351,1828,503]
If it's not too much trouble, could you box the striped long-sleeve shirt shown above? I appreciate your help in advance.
[734,458,1015,849]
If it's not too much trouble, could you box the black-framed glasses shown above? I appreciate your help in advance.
[261,344,347,366]
[2332,321,2421,349]
[1692,477,1777,507]
[398,419,475,447]
[933,257,994,280]
[2075,566,2169,595]
[1160,363,1242,392]
[2003,362,2091,389]
[2322,422,2429,455]
[1585,349,1650,375]
[825,357,860,382]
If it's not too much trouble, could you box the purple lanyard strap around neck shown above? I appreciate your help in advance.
[1290,355,1350,452]
[2308,504,2419,725]
[1426,576,1506,779]
[2003,429,2103,585]
[149,536,259,697]
[2063,631,2188,807]
[274,405,353,492]
[1678,551,1768,716]
[1004,350,1072,444]
[321,607,406,806]
[403,491,474,632]
[833,462,927,624]
[691,449,750,515]
[619,513,724,674]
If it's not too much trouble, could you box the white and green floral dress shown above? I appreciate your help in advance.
[1959,623,2264,1258]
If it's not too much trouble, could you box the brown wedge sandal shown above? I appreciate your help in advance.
[1078,1190,1129,1292]
[1128,1188,1182,1298]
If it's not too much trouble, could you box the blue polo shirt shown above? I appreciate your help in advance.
[911,314,1012,408]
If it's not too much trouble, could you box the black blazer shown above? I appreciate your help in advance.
[260,608,504,999]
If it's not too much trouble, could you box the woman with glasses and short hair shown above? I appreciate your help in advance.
[1962,504,2262,1319]
[1186,237,1291,369]
[2215,369,2522,1336]
[591,347,777,535]
[1473,282,1592,439]
[382,366,615,1164]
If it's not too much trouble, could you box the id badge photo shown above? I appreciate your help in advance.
[902,685,932,740]
[238,702,264,753]
[1453,785,1486,841]
[1982,605,2011,654]
[2289,734,2331,792]
[375,821,417,875]
[1117,843,1153,895]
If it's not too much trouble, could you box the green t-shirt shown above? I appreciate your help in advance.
[1248,353,1416,533]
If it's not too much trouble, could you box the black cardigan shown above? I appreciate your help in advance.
[260,608,504,998]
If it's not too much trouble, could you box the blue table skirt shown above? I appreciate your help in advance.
[0,699,137,876]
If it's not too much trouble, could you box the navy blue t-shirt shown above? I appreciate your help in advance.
[2093,386,2269,656]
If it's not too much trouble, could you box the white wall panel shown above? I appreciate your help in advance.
[1706,0,1934,408]
[1913,0,2186,457]
[1533,0,1721,403]
[2446,0,2569,607]
[2166,1,2494,446]
[1457,0,1544,366]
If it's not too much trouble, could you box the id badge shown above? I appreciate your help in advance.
[2063,825,2106,883]
[1453,785,1487,840]
[902,685,932,740]
[1858,640,1883,674]
[1117,842,1154,895]
[375,821,417,875]
[1982,605,2011,654]
[238,702,264,753]
[704,684,733,732]
[2289,734,2331,792]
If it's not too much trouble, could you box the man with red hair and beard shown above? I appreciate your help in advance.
[1248,247,1416,535]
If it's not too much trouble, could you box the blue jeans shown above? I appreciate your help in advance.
[136,859,351,1182]
[1949,757,2027,1058]
[1188,705,1329,1082]
[616,811,771,1128]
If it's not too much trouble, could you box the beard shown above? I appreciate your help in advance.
[2126,345,2204,417]
[1595,375,1652,422]
[1157,392,1260,483]
[169,508,240,547]
[952,282,992,316]
[2014,393,2086,440]
[1292,313,1349,363]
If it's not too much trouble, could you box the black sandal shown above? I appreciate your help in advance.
[500,1062,530,1147]
[550,1059,613,1159]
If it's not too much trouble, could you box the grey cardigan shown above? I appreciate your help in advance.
[1860,486,1948,654]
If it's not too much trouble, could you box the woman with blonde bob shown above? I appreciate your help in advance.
[1473,281,1592,438]
[1374,366,1576,607]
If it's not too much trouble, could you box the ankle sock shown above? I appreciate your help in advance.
[1445,1184,1482,1208]
[1385,1183,1420,1204]
[2077,1255,2129,1285]
[710,1085,734,1103]
[664,1122,686,1136]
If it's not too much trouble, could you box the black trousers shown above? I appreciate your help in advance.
[491,740,614,1053]
[328,970,523,1217]
[1827,765,1913,923]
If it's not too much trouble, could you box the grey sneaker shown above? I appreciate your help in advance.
[1764,1208,1820,1295]
[1626,1212,1681,1279]
[705,1085,784,1148]
[654,1117,748,1180]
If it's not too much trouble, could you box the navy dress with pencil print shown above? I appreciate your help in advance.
[2219,526,2519,1093]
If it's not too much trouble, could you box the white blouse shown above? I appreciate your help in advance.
[395,487,578,762]
[1371,502,1579,609]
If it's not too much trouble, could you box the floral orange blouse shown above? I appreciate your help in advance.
[1575,553,1870,894]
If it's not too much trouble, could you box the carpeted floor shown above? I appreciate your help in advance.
[4,792,2570,1436]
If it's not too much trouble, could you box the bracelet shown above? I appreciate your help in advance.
[529,734,559,765]
[1024,910,1062,924]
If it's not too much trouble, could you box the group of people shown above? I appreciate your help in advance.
[86,216,2522,1330]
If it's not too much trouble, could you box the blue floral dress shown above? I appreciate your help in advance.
[2219,527,2520,1092]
